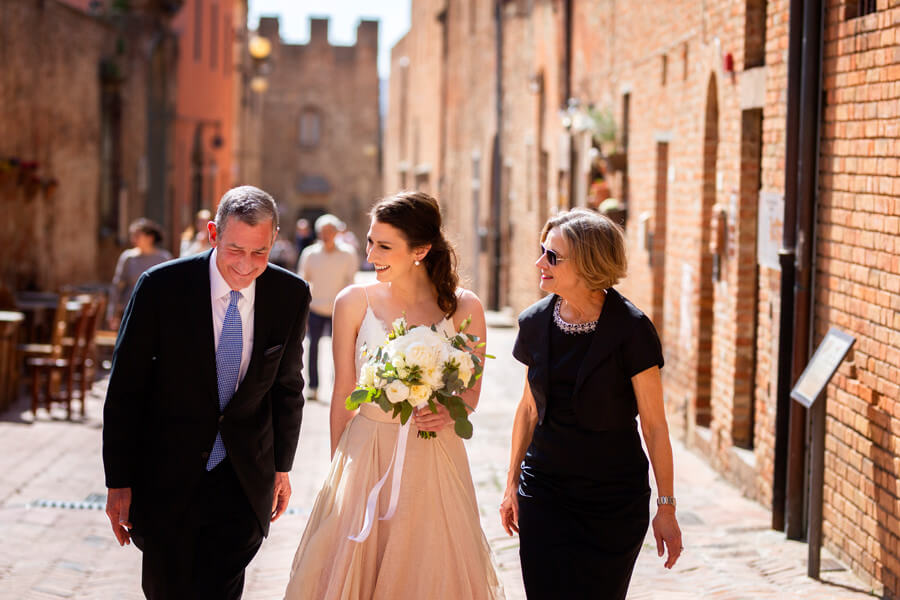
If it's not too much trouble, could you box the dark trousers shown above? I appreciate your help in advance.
[132,458,264,600]
[306,312,332,390]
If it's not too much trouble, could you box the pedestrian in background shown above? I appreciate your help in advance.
[269,237,299,271]
[297,214,358,401]
[103,186,310,599]
[335,219,360,256]
[294,218,315,258]
[109,218,172,329]
[500,208,682,599]
[180,209,213,257]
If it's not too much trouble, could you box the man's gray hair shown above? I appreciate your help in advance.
[215,186,279,236]
[314,213,343,235]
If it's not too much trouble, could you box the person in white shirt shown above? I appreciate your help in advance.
[297,214,358,400]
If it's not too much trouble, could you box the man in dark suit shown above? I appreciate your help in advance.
[103,186,311,599]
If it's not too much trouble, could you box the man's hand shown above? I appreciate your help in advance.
[105,487,133,546]
[271,472,291,522]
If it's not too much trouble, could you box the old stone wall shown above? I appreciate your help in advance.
[0,0,153,292]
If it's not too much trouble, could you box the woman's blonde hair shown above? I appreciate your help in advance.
[540,209,627,291]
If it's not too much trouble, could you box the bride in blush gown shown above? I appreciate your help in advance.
[283,191,504,600]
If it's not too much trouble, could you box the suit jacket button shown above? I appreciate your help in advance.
[218,415,225,424]
[201,451,210,461]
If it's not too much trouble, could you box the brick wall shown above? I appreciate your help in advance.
[817,0,900,591]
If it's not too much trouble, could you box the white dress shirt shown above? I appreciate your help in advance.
[209,249,255,390]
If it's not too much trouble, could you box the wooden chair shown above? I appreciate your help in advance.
[72,294,106,408]
[27,297,99,419]
[0,311,25,412]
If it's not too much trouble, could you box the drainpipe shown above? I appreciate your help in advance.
[772,0,804,534]
[782,0,826,540]
[437,6,449,201]
[789,0,826,540]
[490,0,504,310]
[564,0,575,208]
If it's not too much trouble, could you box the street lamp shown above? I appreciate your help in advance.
[246,34,272,96]
[248,35,272,62]
[250,76,269,93]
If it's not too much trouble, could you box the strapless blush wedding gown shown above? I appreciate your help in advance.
[283,306,504,599]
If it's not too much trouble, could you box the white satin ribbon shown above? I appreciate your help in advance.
[348,419,412,543]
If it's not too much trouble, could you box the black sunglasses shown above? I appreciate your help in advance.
[540,244,568,266]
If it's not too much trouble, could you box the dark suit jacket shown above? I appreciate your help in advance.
[512,289,663,431]
[102,250,310,535]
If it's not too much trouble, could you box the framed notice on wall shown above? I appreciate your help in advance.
[757,191,784,270]
[790,328,856,408]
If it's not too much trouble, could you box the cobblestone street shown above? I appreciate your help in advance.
[0,315,880,599]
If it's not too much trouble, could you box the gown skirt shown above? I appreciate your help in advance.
[283,403,504,600]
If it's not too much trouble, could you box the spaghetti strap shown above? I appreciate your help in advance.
[363,285,371,309]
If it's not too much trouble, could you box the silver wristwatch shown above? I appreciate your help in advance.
[656,496,676,507]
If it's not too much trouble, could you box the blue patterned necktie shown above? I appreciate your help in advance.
[207,290,243,470]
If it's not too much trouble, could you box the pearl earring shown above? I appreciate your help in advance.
[414,260,420,266]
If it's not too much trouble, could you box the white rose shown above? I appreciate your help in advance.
[406,341,441,370]
[384,380,410,404]
[422,366,445,390]
[359,363,377,387]
[454,351,475,386]
[408,384,431,407]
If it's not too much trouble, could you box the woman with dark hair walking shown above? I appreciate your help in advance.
[284,192,504,599]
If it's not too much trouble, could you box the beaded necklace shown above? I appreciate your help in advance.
[552,296,599,335]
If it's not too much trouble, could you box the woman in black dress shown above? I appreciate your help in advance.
[500,209,682,599]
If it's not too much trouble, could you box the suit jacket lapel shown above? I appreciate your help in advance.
[572,288,626,399]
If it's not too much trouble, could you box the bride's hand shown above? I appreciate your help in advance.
[413,403,453,432]
[499,487,519,536]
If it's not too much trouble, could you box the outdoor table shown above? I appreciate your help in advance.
[0,311,25,411]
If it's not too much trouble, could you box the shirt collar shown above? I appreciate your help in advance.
[209,248,257,305]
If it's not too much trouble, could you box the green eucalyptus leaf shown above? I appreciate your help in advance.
[447,399,468,420]
[454,418,473,439]
[346,388,370,410]
[400,401,413,424]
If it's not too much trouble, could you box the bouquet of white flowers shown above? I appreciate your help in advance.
[346,316,486,439]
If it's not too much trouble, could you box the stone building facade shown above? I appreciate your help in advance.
[385,0,900,594]
[1,0,248,298]
[256,16,382,256]
[0,0,178,294]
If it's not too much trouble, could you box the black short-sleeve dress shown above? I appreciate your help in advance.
[513,290,664,600]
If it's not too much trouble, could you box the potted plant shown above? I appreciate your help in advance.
[598,197,626,227]
[587,107,627,172]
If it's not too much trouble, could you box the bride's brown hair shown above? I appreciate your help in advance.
[371,191,459,317]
